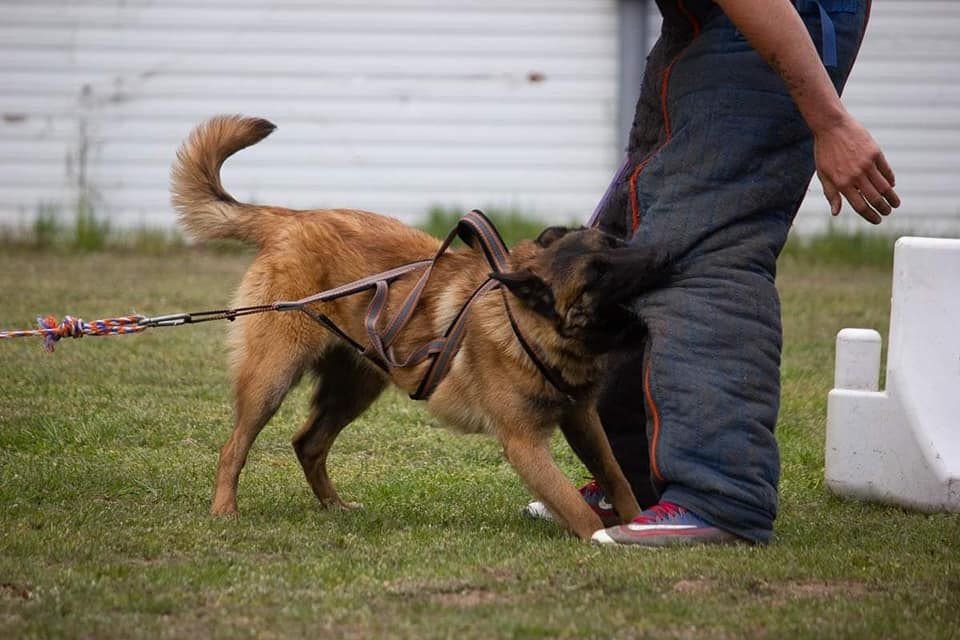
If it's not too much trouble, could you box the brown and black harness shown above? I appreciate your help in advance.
[145,210,582,403]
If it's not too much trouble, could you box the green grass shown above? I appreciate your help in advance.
[4,204,553,255]
[3,201,909,268]
[1,247,958,639]
[781,230,897,269]
[420,206,575,248]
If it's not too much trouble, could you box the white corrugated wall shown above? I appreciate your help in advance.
[4,1,958,235]
[643,1,960,236]
[0,0,619,229]
[805,1,960,235]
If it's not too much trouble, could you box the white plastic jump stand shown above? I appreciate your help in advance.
[825,237,960,513]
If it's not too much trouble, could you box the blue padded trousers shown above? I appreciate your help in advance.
[594,0,872,543]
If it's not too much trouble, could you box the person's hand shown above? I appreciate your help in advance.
[813,113,900,224]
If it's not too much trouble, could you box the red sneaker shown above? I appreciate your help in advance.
[591,501,743,547]
[523,480,620,527]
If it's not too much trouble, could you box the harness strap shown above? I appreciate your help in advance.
[363,280,392,368]
[501,290,584,403]
[273,210,517,398]
[458,210,510,272]
[362,278,446,370]
[407,210,581,403]
[303,208,580,403]
[276,259,432,310]
[411,278,501,401]
[379,209,510,353]
[304,309,381,366]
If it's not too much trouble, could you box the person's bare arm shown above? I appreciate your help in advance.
[714,0,900,224]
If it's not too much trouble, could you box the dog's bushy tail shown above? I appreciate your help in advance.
[171,115,276,245]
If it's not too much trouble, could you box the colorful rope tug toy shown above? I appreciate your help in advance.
[0,305,281,353]
[0,314,149,353]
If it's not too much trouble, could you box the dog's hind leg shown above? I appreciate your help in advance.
[500,428,604,540]
[292,346,386,510]
[559,404,642,523]
[212,334,306,517]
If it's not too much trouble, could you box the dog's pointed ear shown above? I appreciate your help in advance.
[534,226,571,248]
[490,269,558,320]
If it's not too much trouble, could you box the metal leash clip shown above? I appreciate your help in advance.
[139,313,193,327]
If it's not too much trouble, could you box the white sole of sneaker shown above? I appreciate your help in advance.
[523,501,558,523]
[591,529,615,545]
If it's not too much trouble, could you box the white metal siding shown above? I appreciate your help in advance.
[642,1,960,236]
[804,1,960,235]
[5,1,957,235]
[0,0,620,229]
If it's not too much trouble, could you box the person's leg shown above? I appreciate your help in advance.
[596,0,872,544]
[589,9,701,509]
[595,345,658,508]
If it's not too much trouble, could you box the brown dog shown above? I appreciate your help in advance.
[171,115,668,540]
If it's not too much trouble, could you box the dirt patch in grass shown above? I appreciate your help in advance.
[0,583,32,601]
[672,578,870,601]
[430,587,499,608]
[778,580,869,598]
[386,579,501,608]
[479,566,519,582]
[754,579,872,608]
[672,578,719,594]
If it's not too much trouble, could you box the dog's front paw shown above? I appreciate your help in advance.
[210,503,239,518]
[321,498,364,511]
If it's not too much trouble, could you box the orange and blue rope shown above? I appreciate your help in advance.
[0,306,276,353]
[0,314,148,352]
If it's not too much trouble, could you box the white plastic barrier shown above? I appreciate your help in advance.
[825,237,959,512]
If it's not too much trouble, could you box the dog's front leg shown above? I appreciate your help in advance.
[499,428,604,540]
[558,403,642,523]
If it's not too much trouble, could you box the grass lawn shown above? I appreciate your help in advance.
[0,246,957,639]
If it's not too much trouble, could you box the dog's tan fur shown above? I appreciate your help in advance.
[171,115,662,539]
